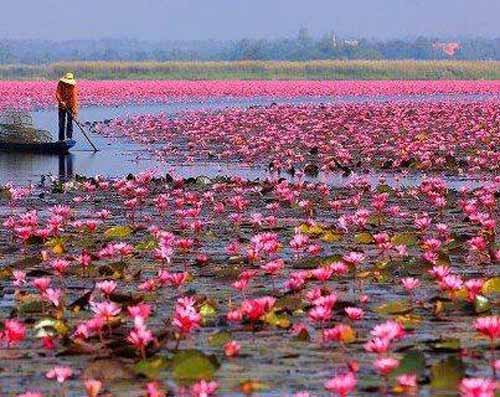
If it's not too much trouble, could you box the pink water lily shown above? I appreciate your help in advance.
[324,372,357,396]
[1,319,26,346]
[46,366,73,383]
[191,380,218,397]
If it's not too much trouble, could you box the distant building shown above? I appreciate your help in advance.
[432,42,460,56]
[344,39,359,47]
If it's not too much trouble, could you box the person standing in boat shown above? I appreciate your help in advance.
[55,73,78,141]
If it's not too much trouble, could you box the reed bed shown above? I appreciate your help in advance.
[0,60,499,80]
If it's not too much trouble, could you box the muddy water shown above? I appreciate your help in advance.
[0,93,496,186]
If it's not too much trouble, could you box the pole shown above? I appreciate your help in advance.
[74,119,99,152]
[69,111,99,152]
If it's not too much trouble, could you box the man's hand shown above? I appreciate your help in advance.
[59,101,67,109]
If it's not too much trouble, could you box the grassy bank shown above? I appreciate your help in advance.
[0,60,499,80]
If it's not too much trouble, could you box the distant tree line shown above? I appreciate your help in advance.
[1,29,499,64]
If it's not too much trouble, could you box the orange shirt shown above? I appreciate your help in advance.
[56,82,79,114]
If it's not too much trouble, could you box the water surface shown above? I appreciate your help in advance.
[1,93,497,186]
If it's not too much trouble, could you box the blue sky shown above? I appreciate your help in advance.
[2,0,499,40]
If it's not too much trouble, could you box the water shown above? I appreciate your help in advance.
[0,93,497,186]
[0,93,497,396]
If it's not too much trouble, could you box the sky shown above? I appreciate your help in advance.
[1,0,499,40]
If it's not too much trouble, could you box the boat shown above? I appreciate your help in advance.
[0,113,77,154]
[0,139,77,154]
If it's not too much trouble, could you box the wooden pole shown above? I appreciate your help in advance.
[71,114,99,152]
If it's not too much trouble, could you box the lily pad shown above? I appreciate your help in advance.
[367,214,385,226]
[481,277,500,296]
[276,296,304,312]
[45,237,67,254]
[135,239,158,251]
[446,238,463,252]
[431,338,461,352]
[391,232,418,247]
[298,223,324,236]
[104,226,133,239]
[18,295,43,314]
[395,314,422,329]
[262,310,291,329]
[354,232,375,244]
[377,184,392,193]
[207,331,232,347]
[430,356,465,392]
[321,230,343,243]
[134,356,169,380]
[474,295,491,314]
[391,350,426,379]
[200,302,217,325]
[375,300,412,315]
[171,349,219,384]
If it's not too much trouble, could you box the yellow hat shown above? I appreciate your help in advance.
[60,72,76,85]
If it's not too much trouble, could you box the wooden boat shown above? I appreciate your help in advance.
[0,139,76,154]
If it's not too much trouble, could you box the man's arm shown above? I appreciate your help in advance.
[55,82,65,107]
[71,87,79,118]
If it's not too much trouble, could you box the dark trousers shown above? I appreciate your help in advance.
[58,107,73,141]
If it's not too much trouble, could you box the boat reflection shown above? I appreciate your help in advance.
[0,152,75,184]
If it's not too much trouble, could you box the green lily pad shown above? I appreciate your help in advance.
[133,356,169,380]
[207,331,232,347]
[375,300,412,315]
[367,214,385,225]
[431,338,461,352]
[482,277,500,296]
[172,350,219,384]
[18,296,43,314]
[474,295,491,314]
[354,232,375,244]
[321,230,343,243]
[104,226,133,239]
[430,356,465,392]
[298,223,324,236]
[276,296,304,312]
[262,310,291,329]
[391,232,418,247]
[396,314,422,330]
[200,302,217,323]
[292,255,342,270]
[377,184,392,193]
[391,350,426,379]
[446,238,463,252]
[135,239,158,251]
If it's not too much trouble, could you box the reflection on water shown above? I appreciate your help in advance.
[0,146,487,191]
[0,152,75,184]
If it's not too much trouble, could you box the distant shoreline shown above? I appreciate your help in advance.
[1,60,499,80]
